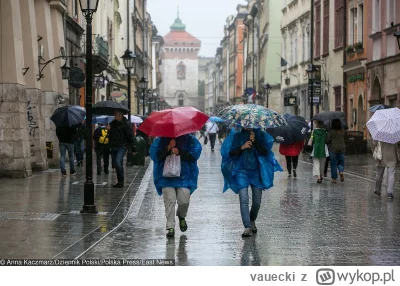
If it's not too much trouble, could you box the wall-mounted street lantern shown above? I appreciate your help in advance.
[37,47,78,81]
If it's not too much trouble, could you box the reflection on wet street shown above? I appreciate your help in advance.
[83,142,400,265]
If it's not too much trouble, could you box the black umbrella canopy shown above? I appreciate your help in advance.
[312,111,348,130]
[50,105,85,127]
[92,101,130,116]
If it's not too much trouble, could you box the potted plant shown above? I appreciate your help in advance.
[354,42,364,53]
[346,45,355,56]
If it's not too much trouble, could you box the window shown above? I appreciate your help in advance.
[283,37,287,63]
[302,26,306,62]
[178,94,184,106]
[349,8,355,45]
[294,32,298,64]
[334,86,342,111]
[373,0,381,32]
[73,0,78,18]
[335,0,344,48]
[387,0,395,28]
[290,32,293,64]
[323,0,329,55]
[315,2,321,57]
[358,4,364,43]
[307,23,311,60]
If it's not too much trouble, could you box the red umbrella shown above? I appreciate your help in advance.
[138,107,209,138]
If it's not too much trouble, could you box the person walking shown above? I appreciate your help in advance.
[221,128,282,237]
[107,111,136,188]
[371,140,398,199]
[206,121,219,152]
[308,121,328,183]
[326,119,346,183]
[93,124,110,175]
[150,134,202,238]
[56,126,77,176]
[72,122,85,167]
[279,140,304,178]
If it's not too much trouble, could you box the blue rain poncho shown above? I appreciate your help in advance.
[150,134,202,196]
[221,129,282,194]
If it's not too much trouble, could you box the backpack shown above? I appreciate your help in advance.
[98,129,109,144]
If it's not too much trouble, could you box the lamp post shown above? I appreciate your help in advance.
[140,77,148,115]
[121,49,136,122]
[306,64,318,132]
[79,0,99,214]
[264,83,271,108]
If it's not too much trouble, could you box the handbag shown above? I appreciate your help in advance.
[373,141,382,160]
[162,154,181,177]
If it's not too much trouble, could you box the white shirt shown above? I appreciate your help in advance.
[206,122,219,134]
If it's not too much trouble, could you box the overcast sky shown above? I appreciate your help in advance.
[148,0,247,57]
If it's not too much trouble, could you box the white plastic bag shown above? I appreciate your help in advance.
[163,154,181,177]
[373,141,382,160]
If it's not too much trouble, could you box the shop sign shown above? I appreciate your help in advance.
[348,73,364,83]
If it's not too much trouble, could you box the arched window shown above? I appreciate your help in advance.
[178,94,184,107]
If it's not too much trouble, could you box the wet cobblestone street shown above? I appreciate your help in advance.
[82,142,400,266]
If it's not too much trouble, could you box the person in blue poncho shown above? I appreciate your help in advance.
[221,128,282,237]
[150,134,202,238]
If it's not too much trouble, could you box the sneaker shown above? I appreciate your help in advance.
[166,228,175,238]
[61,171,67,176]
[70,170,77,175]
[374,191,381,197]
[211,149,215,152]
[288,173,291,177]
[251,221,257,233]
[293,170,297,178]
[178,216,187,232]
[112,183,124,188]
[388,193,394,199]
[340,173,344,182]
[241,228,253,237]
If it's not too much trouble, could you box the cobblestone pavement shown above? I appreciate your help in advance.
[83,142,400,266]
[0,157,150,259]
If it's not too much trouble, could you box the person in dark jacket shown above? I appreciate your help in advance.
[72,122,85,167]
[326,119,346,183]
[107,111,136,188]
[56,126,77,176]
[93,124,110,175]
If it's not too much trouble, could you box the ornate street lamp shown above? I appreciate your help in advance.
[60,61,71,80]
[306,64,318,131]
[139,77,148,115]
[264,83,271,108]
[79,0,100,214]
[121,49,136,122]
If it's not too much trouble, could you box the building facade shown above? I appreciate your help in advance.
[281,0,312,118]
[160,13,201,109]
[366,0,400,112]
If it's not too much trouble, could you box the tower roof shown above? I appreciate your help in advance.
[170,7,186,31]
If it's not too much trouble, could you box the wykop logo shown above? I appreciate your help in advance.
[316,269,335,285]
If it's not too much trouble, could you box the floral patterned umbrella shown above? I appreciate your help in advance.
[366,107,400,144]
[218,104,287,129]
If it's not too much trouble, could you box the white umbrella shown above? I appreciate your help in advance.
[124,115,143,124]
[366,107,400,144]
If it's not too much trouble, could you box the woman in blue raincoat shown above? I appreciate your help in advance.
[150,134,202,238]
[221,128,282,237]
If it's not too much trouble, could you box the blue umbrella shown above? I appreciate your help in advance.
[50,105,85,127]
[209,116,225,123]
[369,104,392,113]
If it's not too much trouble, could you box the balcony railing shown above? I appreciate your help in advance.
[81,35,109,60]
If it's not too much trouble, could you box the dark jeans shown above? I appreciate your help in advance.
[209,133,217,150]
[111,146,127,184]
[329,152,345,179]
[96,146,110,173]
[285,156,299,173]
[59,142,75,172]
[324,156,330,175]
[74,139,84,162]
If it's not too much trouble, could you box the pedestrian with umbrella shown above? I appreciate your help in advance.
[219,104,284,237]
[143,107,207,237]
[367,108,400,199]
[270,114,309,178]
[326,119,346,183]
[93,101,135,188]
[307,120,329,183]
[51,105,86,176]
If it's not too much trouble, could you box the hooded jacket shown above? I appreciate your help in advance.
[109,117,135,150]
[311,128,328,158]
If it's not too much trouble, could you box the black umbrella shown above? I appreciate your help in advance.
[312,111,348,130]
[92,101,130,116]
[50,105,86,127]
[267,114,309,145]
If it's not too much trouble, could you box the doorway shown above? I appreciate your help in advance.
[357,95,364,132]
